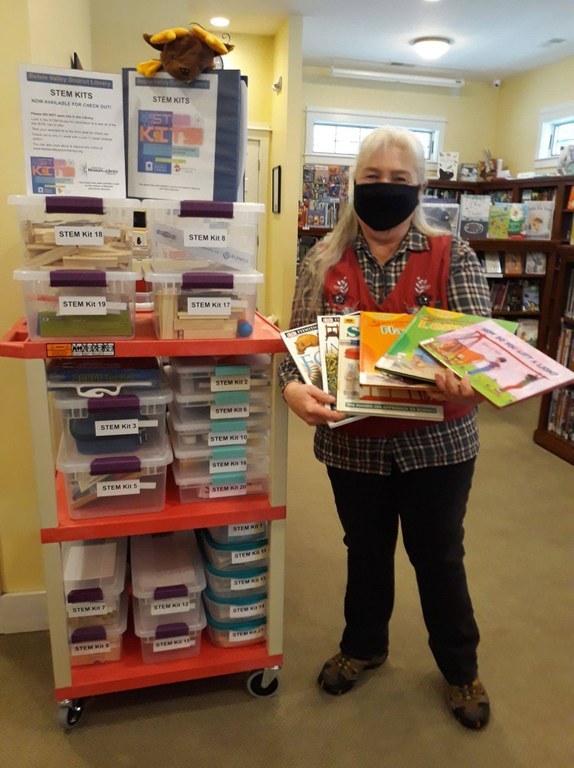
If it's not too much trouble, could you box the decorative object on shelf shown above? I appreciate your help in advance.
[458,163,479,182]
[478,150,498,181]
[136,24,234,82]
[438,151,459,181]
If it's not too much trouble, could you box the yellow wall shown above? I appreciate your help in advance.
[495,57,574,176]
[302,70,500,170]
[0,1,91,593]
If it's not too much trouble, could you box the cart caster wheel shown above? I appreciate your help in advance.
[57,698,87,729]
[247,670,279,698]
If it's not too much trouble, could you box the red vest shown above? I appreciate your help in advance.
[324,235,474,437]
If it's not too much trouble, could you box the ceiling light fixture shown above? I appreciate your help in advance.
[331,67,464,89]
[210,17,230,28]
[411,37,451,60]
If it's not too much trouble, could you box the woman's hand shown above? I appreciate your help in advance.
[282,381,347,426]
[430,369,485,405]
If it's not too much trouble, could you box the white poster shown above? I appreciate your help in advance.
[124,70,219,200]
[19,64,125,196]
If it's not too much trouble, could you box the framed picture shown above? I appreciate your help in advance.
[272,165,282,213]
[458,163,479,182]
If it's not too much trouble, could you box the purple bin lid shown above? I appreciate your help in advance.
[67,587,104,603]
[45,196,104,215]
[153,584,188,600]
[181,272,234,290]
[71,625,107,643]
[155,622,189,639]
[179,200,233,219]
[87,394,140,413]
[90,455,141,475]
[49,270,107,287]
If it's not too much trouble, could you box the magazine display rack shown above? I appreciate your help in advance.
[0,312,288,726]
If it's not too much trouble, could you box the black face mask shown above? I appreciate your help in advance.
[353,182,420,231]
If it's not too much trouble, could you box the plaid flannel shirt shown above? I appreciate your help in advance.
[278,227,492,474]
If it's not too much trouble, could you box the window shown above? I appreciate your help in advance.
[536,103,574,167]
[305,108,446,167]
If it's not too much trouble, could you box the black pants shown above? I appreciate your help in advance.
[327,459,480,685]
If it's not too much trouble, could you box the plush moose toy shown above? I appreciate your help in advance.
[137,24,234,83]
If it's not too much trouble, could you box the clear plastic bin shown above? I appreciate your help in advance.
[207,522,268,545]
[199,530,268,571]
[172,463,269,503]
[203,561,268,599]
[8,195,139,269]
[202,588,267,623]
[56,437,173,518]
[170,431,269,483]
[133,598,206,664]
[145,199,264,273]
[46,357,164,395]
[68,589,128,666]
[63,537,128,619]
[168,354,272,396]
[169,386,271,424]
[205,612,266,648]
[130,531,206,624]
[147,269,263,340]
[14,268,139,340]
[167,410,270,451]
[53,383,172,457]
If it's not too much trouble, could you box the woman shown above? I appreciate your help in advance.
[279,127,491,730]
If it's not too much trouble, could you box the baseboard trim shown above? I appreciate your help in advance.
[0,591,48,633]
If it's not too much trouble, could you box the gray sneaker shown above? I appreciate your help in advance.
[317,651,388,695]
[447,679,490,730]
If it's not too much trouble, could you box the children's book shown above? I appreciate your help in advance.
[524,251,546,274]
[487,204,510,239]
[419,319,574,408]
[524,201,554,240]
[483,252,503,275]
[507,203,528,239]
[422,202,460,235]
[522,281,541,312]
[438,151,459,181]
[280,323,322,388]
[374,307,518,383]
[358,312,435,389]
[458,195,491,239]
[337,314,444,421]
[516,318,539,347]
[281,319,364,428]
[504,252,523,275]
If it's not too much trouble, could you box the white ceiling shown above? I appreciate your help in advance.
[200,0,574,80]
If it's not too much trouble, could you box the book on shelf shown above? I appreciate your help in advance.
[422,201,460,235]
[547,388,574,440]
[358,311,433,389]
[516,318,539,348]
[483,252,503,275]
[524,251,546,275]
[485,203,528,239]
[565,271,574,318]
[336,314,444,421]
[524,200,554,240]
[567,187,574,212]
[458,194,491,239]
[492,281,509,311]
[556,322,574,368]
[438,151,459,181]
[420,319,574,408]
[374,307,518,383]
[504,252,523,275]
[522,281,541,312]
[458,163,479,183]
[504,281,524,311]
